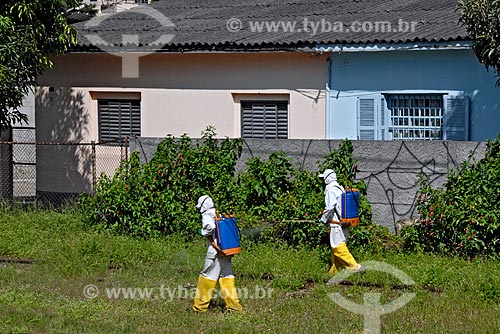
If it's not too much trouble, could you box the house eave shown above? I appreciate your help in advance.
[69,40,473,54]
[314,40,474,53]
[69,42,312,54]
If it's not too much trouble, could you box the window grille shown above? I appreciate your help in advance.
[241,101,288,139]
[387,94,444,140]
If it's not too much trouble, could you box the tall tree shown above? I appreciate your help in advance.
[0,0,81,130]
[459,0,500,87]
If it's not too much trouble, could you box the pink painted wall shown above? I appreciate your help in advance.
[36,52,328,141]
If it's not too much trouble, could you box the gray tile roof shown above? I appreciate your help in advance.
[74,0,468,51]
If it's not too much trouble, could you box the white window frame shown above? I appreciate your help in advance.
[357,93,469,141]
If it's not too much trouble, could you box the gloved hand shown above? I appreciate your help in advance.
[198,228,203,236]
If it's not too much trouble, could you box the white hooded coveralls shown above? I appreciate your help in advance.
[196,195,235,281]
[320,171,348,248]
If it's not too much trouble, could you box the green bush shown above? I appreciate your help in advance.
[402,135,500,257]
[81,130,381,250]
[256,168,327,248]
[258,139,377,248]
[235,151,295,218]
[80,126,242,237]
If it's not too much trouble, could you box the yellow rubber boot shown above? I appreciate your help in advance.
[330,242,360,274]
[329,249,341,275]
[219,277,243,312]
[192,275,217,312]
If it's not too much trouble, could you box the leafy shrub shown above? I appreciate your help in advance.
[256,139,378,249]
[402,135,500,257]
[235,151,294,218]
[257,168,326,248]
[80,126,242,237]
[81,130,379,250]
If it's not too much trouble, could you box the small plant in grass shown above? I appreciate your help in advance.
[351,223,403,253]
[402,135,500,257]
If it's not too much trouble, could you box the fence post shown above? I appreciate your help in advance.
[125,136,129,161]
[91,141,96,195]
[0,128,13,201]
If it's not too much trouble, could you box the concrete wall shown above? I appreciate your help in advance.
[131,137,487,233]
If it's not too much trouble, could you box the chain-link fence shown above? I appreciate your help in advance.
[0,129,129,207]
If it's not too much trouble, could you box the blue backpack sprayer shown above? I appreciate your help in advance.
[335,187,360,226]
[212,212,242,255]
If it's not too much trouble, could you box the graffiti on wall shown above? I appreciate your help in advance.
[357,141,485,232]
[132,137,486,231]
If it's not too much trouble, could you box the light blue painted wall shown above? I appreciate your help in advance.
[328,49,500,141]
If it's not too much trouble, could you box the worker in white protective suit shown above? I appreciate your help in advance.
[319,169,362,275]
[192,195,242,313]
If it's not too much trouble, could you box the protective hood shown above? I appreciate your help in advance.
[319,169,337,185]
[196,195,214,213]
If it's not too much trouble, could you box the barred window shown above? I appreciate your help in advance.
[388,94,443,140]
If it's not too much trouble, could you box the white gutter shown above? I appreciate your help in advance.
[315,40,473,52]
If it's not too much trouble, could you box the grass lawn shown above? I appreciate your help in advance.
[1,207,500,333]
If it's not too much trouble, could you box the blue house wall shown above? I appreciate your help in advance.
[327,48,500,141]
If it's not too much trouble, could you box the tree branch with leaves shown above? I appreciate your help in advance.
[0,0,81,130]
[459,0,500,87]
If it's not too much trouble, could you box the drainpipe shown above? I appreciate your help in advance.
[325,55,332,139]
